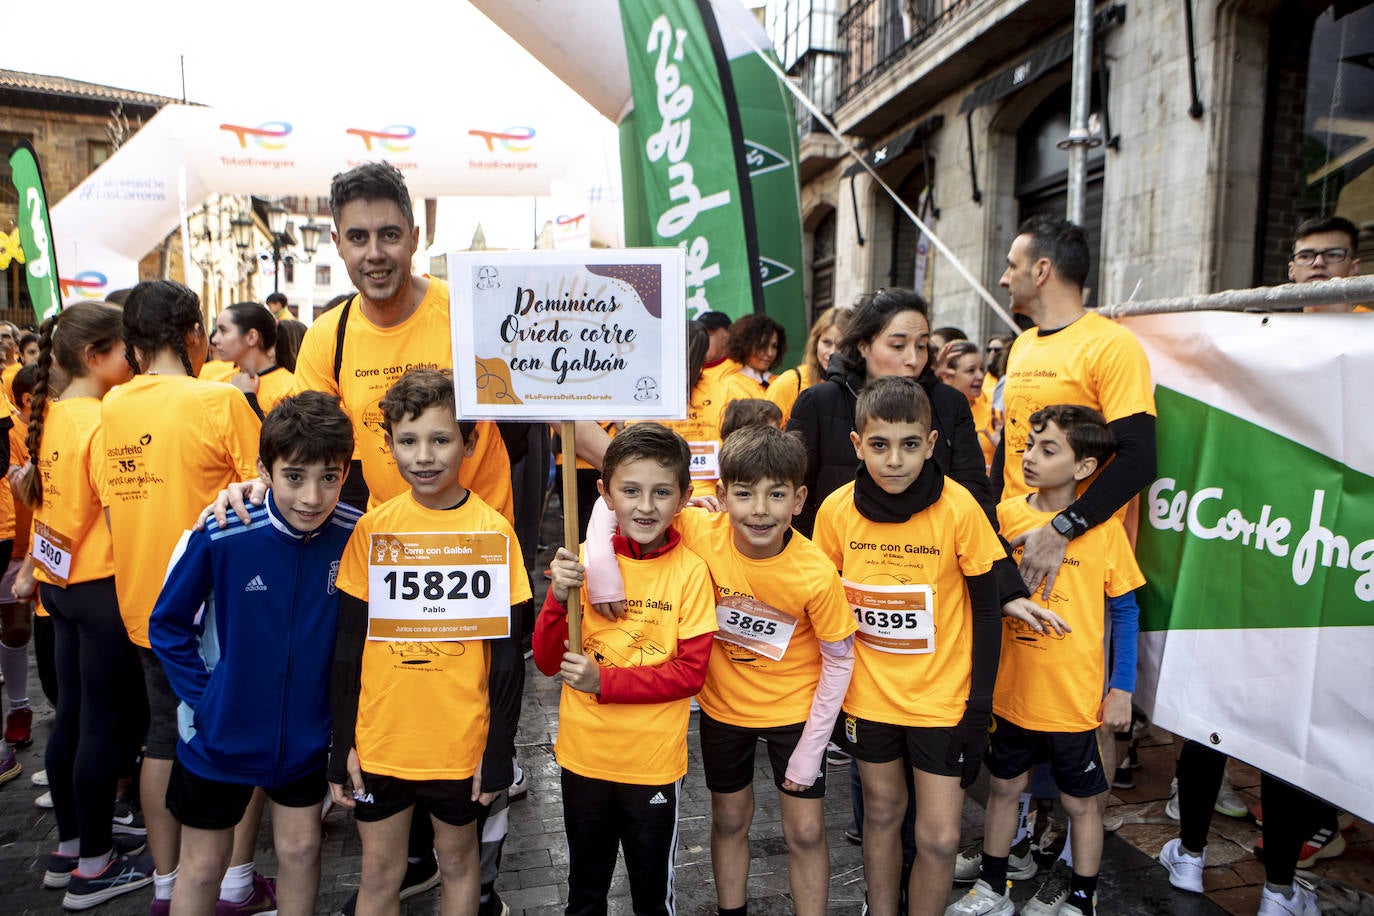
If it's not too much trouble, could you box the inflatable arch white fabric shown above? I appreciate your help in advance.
[50,103,608,299]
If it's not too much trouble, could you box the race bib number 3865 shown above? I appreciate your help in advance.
[843,580,935,654]
[366,531,511,641]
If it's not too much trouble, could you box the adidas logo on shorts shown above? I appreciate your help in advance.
[245,576,267,593]
[648,791,668,806]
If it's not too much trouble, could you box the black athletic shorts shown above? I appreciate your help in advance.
[351,771,479,827]
[839,713,961,778]
[138,646,180,760]
[699,712,825,798]
[983,715,1108,798]
[167,757,326,830]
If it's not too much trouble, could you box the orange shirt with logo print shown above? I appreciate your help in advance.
[254,365,296,416]
[97,376,260,647]
[336,490,530,780]
[555,542,716,785]
[1001,311,1155,503]
[293,279,514,522]
[674,508,856,728]
[995,496,1145,732]
[813,479,1005,727]
[31,399,114,586]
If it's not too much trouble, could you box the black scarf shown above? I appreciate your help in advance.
[853,459,945,524]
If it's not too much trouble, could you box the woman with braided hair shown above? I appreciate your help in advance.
[15,300,153,906]
[97,280,264,912]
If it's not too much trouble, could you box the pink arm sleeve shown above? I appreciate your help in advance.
[785,635,855,786]
[583,498,626,606]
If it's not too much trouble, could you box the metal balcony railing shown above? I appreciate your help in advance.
[837,0,981,105]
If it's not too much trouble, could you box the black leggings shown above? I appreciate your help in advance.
[1175,740,1336,887]
[40,578,146,858]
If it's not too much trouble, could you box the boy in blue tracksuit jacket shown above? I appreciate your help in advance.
[150,391,358,916]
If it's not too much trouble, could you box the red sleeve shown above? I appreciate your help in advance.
[598,631,713,705]
[533,590,570,677]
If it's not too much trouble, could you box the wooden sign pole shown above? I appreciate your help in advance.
[561,420,581,650]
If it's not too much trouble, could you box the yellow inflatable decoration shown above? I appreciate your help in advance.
[0,229,24,270]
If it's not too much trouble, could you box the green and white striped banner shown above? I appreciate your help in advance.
[1124,311,1374,820]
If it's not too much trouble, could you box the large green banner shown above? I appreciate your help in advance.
[618,0,806,362]
[1123,311,1374,820]
[8,141,62,322]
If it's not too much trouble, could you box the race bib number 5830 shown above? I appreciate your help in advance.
[366,531,511,641]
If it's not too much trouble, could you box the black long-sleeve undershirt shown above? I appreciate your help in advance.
[967,570,1001,710]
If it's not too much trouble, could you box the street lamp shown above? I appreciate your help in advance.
[230,213,258,300]
[263,202,325,293]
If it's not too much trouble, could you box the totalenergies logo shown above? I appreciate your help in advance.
[59,271,108,298]
[219,121,293,150]
[556,214,587,230]
[346,125,416,152]
[469,127,535,153]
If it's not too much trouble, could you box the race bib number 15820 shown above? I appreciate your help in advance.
[366,531,511,642]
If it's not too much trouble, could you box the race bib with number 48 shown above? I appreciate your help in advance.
[366,531,511,642]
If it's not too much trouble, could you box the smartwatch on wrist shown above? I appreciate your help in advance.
[1050,511,1078,539]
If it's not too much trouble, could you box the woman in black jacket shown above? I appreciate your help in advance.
[787,287,991,537]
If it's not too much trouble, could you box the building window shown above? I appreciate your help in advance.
[88,140,113,174]
[1256,3,1374,284]
[811,209,837,320]
[0,131,33,208]
[284,259,295,285]
[1014,86,1105,308]
[315,265,331,287]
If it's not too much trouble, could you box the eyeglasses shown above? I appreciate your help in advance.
[985,345,1006,355]
[1292,247,1350,265]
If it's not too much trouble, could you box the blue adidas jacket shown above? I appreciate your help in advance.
[150,493,362,787]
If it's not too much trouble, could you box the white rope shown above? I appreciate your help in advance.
[719,12,1020,332]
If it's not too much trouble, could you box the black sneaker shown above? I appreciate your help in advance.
[43,853,77,889]
[478,884,510,916]
[338,852,440,915]
[111,797,146,836]
[62,853,154,910]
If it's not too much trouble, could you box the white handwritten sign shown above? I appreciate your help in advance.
[449,250,687,421]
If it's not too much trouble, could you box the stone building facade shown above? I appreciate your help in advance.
[767,0,1373,342]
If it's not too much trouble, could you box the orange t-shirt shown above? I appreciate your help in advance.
[198,360,236,383]
[715,359,769,406]
[337,490,530,780]
[675,508,856,728]
[1001,311,1155,503]
[31,398,114,586]
[293,280,513,522]
[555,541,716,785]
[659,377,726,498]
[765,364,812,426]
[11,413,31,557]
[995,496,1145,732]
[813,479,1005,727]
[969,392,996,473]
[254,364,296,416]
[0,388,16,542]
[97,375,260,647]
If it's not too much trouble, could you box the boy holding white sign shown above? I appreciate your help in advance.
[811,377,1005,916]
[582,424,858,915]
[946,405,1142,916]
[533,423,716,916]
[329,369,529,916]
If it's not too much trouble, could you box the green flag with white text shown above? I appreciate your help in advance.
[8,141,62,322]
[1124,311,1374,820]
[617,0,806,363]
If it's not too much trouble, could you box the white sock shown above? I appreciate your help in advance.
[219,862,254,903]
[1012,793,1032,845]
[78,851,114,875]
[1057,822,1074,868]
[0,640,28,706]
[58,839,80,857]
[154,867,178,901]
[1265,882,1297,899]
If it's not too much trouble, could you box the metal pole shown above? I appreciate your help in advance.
[1099,275,1374,318]
[273,237,281,294]
[1066,0,1093,224]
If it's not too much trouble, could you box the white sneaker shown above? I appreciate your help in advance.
[1257,882,1319,916]
[1019,862,1071,916]
[35,790,53,809]
[1165,777,1180,821]
[953,836,1038,883]
[1214,774,1248,818]
[31,768,48,787]
[1158,838,1204,893]
[943,879,1014,916]
[508,762,527,801]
